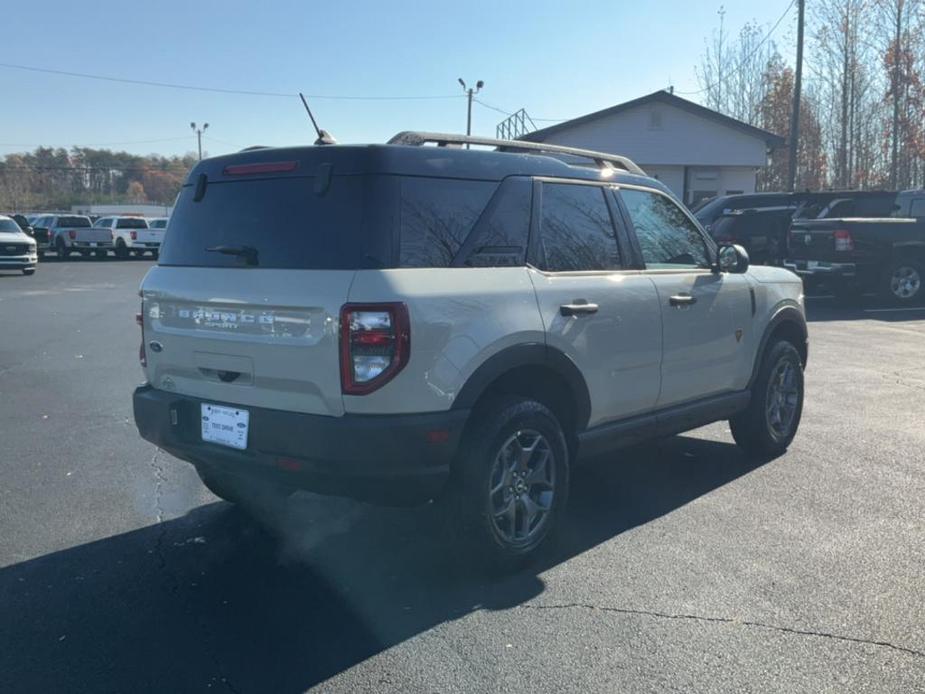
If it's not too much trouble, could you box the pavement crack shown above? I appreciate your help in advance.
[518,603,924,659]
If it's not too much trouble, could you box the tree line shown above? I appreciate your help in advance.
[0,147,198,211]
[697,0,924,192]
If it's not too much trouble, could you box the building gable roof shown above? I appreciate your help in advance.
[520,90,785,148]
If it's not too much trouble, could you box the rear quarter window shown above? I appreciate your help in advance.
[399,177,496,267]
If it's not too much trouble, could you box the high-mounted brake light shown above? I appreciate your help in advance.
[223,161,299,176]
[340,303,410,395]
[833,229,854,252]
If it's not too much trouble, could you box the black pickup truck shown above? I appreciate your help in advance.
[784,190,925,304]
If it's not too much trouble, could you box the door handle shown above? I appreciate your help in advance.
[669,294,697,307]
[560,302,599,317]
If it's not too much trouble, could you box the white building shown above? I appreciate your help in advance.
[71,203,172,218]
[519,90,784,207]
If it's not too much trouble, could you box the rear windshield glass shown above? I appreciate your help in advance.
[159,175,393,270]
[57,216,90,228]
[116,218,148,229]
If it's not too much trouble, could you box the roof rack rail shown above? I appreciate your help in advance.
[387,131,645,176]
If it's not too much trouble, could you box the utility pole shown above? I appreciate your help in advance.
[190,122,209,161]
[787,0,805,192]
[890,1,903,189]
[717,5,726,108]
[458,78,484,145]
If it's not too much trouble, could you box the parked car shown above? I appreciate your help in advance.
[0,215,38,275]
[92,216,163,258]
[696,190,903,268]
[31,215,112,258]
[147,217,169,230]
[132,132,808,566]
[785,190,925,303]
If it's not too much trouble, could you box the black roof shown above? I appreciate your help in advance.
[520,90,786,148]
[185,142,671,195]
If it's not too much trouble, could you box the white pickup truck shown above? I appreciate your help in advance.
[32,215,113,258]
[91,216,164,259]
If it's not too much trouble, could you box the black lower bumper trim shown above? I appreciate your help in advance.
[133,385,468,505]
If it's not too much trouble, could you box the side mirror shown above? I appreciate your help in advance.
[718,244,750,274]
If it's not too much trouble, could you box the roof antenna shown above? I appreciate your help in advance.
[299,92,337,145]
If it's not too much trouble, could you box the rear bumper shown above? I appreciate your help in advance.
[783,259,857,277]
[69,241,114,251]
[132,385,468,505]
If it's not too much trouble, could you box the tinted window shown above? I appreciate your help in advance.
[621,188,710,269]
[854,196,898,217]
[160,175,393,270]
[399,178,495,268]
[538,183,621,272]
[0,219,23,233]
[909,199,925,218]
[461,177,531,267]
[56,216,91,228]
[116,218,148,229]
[94,218,111,228]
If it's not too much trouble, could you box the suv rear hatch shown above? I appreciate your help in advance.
[142,150,394,417]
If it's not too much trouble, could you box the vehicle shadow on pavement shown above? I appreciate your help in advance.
[805,296,925,323]
[0,435,768,693]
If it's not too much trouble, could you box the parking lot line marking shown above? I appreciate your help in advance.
[863,307,925,313]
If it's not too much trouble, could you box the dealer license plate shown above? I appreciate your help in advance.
[201,403,249,450]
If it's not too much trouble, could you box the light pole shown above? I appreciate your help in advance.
[458,78,484,142]
[190,122,209,160]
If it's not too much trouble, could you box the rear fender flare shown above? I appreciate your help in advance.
[451,343,592,431]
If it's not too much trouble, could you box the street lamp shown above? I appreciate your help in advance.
[458,78,484,143]
[190,122,209,161]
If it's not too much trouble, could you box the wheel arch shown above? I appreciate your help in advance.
[452,343,592,439]
[749,304,808,388]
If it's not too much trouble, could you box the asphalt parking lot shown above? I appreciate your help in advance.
[1,259,923,693]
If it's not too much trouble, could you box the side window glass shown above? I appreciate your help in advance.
[462,178,531,267]
[621,188,710,270]
[909,199,925,218]
[399,178,495,268]
[539,183,621,272]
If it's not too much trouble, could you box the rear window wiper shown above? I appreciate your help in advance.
[206,245,259,266]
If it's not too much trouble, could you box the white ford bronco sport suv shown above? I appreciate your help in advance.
[133,132,807,565]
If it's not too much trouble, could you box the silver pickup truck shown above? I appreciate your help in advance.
[32,215,114,258]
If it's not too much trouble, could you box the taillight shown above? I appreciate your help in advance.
[136,309,146,367]
[130,231,137,240]
[68,230,76,240]
[833,229,854,252]
[339,303,410,395]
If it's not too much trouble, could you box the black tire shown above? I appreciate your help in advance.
[22,268,35,276]
[730,340,804,459]
[882,258,923,305]
[94,250,107,259]
[115,239,129,259]
[444,396,570,570]
[152,250,159,260]
[56,238,71,259]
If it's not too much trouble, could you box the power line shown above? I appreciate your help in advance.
[474,98,569,124]
[676,0,796,96]
[0,61,466,101]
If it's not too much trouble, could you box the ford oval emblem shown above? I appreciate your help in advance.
[148,340,163,353]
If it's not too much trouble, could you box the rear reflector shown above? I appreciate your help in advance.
[223,161,299,176]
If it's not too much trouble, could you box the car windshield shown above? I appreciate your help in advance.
[0,219,24,233]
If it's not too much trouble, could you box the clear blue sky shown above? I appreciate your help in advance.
[1,0,795,159]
